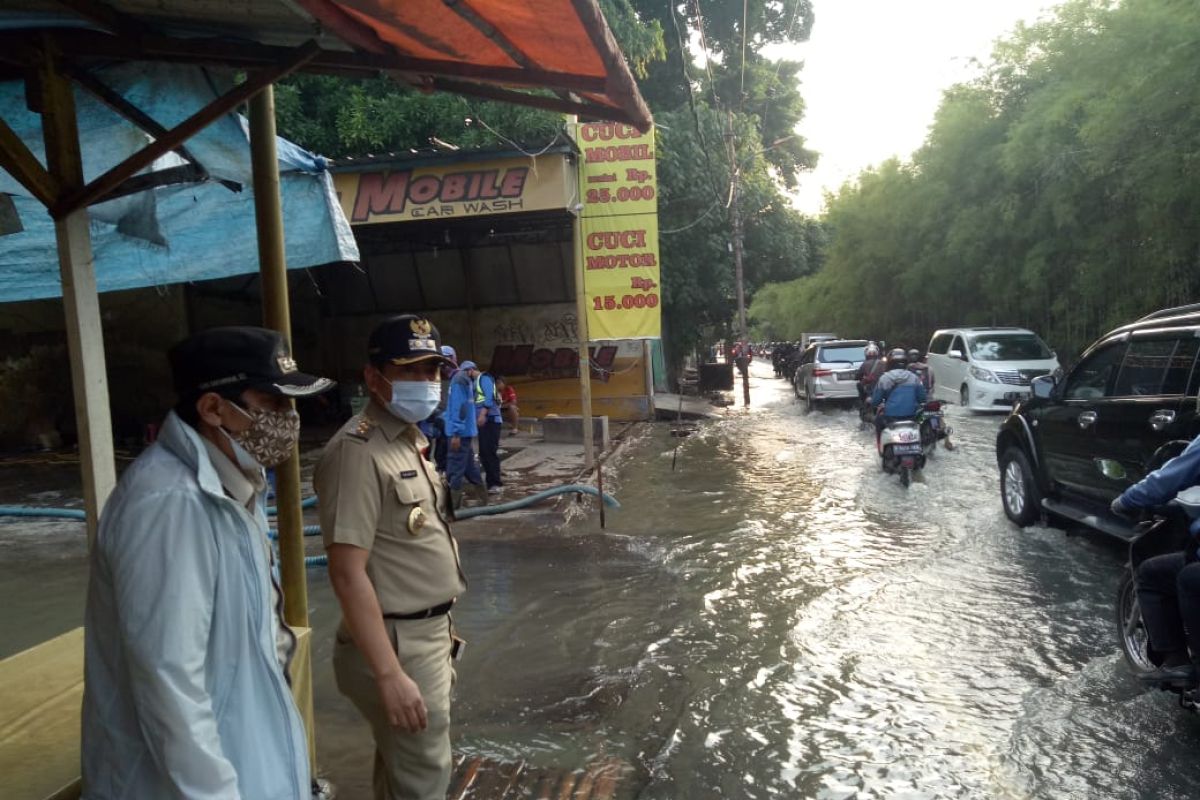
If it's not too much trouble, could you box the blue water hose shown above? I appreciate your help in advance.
[2,484,619,570]
[300,484,620,567]
[0,505,86,520]
[456,483,620,519]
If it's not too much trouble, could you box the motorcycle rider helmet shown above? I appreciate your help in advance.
[907,348,921,363]
[888,348,909,368]
[865,343,881,358]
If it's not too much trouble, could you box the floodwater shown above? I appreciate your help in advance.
[5,361,1200,798]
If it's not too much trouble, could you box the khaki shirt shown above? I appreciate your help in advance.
[314,401,467,616]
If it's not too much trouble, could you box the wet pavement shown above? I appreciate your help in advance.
[5,361,1200,798]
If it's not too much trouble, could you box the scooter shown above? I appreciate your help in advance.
[1115,486,1200,710]
[857,381,879,430]
[878,417,924,488]
[917,401,954,455]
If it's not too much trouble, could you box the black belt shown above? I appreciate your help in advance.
[384,600,455,620]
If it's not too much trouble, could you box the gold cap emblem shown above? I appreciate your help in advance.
[410,318,433,336]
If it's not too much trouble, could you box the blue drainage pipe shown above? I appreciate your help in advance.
[299,484,619,567]
[2,484,618,569]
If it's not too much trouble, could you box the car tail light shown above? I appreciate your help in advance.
[813,369,833,377]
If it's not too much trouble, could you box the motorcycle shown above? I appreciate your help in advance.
[1115,486,1200,710]
[917,400,954,455]
[879,417,925,487]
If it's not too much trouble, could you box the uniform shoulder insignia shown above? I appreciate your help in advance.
[348,416,375,441]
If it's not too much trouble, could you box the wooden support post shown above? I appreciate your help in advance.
[249,84,316,769]
[568,116,595,470]
[52,41,319,218]
[248,85,308,630]
[0,117,60,206]
[37,40,116,543]
[643,338,655,417]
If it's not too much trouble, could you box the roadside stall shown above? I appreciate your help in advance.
[0,2,650,797]
[323,144,657,422]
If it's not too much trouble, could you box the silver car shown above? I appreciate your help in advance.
[794,339,869,412]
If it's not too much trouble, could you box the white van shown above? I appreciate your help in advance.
[925,327,1060,411]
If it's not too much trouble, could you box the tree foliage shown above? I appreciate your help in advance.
[274,2,821,375]
[751,0,1200,361]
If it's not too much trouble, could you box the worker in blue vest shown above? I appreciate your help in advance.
[474,366,504,493]
[445,360,486,508]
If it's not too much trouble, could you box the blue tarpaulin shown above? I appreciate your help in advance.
[0,62,358,302]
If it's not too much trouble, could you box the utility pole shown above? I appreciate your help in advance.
[726,110,750,407]
[568,115,596,469]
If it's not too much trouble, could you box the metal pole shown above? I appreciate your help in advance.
[248,87,309,631]
[726,111,750,407]
[643,338,655,418]
[38,38,117,544]
[569,115,596,469]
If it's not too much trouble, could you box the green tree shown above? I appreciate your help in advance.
[274,1,822,378]
[752,0,1200,361]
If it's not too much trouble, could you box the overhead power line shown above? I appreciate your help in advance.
[670,1,728,209]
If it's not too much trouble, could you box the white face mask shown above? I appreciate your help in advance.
[385,379,441,423]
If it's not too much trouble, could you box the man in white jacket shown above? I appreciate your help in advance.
[82,327,333,799]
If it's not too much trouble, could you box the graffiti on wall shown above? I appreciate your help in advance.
[490,343,619,382]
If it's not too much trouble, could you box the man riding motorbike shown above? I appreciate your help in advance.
[1111,433,1200,685]
[870,348,927,450]
[907,348,934,391]
[856,343,886,407]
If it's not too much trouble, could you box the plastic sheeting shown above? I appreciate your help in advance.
[0,62,359,302]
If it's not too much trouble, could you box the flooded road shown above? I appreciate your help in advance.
[419,362,1200,799]
[5,360,1200,798]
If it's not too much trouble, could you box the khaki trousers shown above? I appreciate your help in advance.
[333,616,455,800]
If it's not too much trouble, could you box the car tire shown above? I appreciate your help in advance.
[1116,571,1162,674]
[1000,446,1040,528]
[960,384,970,409]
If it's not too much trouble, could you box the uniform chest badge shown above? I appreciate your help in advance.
[407,506,427,535]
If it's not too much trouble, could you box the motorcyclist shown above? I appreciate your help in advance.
[870,348,927,450]
[855,343,886,406]
[907,348,934,391]
[1111,433,1200,684]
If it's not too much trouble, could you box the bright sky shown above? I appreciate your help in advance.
[776,0,1058,215]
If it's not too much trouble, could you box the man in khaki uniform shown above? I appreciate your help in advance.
[315,315,467,800]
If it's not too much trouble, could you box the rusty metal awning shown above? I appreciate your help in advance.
[0,0,651,131]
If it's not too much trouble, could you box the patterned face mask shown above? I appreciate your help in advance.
[226,403,300,468]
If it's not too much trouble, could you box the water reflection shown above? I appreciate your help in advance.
[5,366,1200,798]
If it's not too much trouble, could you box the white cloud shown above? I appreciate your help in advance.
[774,0,1058,214]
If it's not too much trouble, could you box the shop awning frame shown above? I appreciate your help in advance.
[0,1,652,132]
[0,6,649,768]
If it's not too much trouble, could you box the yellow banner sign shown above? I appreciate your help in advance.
[334,155,570,224]
[576,122,661,340]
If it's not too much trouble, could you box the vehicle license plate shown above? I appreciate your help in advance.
[893,443,922,455]
[837,371,855,380]
[1003,392,1024,402]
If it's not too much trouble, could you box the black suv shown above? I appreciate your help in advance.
[996,303,1200,540]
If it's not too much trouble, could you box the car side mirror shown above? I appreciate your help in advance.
[1031,374,1056,400]
[948,349,964,360]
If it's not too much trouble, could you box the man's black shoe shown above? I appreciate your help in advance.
[1138,663,1198,687]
